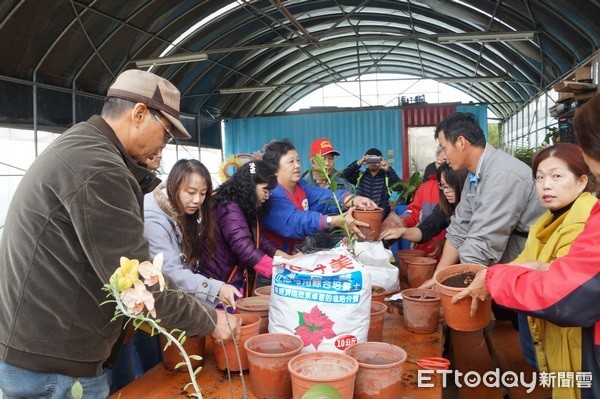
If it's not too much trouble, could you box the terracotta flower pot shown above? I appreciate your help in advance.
[344,342,407,399]
[288,351,359,399]
[371,285,387,303]
[160,335,205,372]
[401,288,441,334]
[253,285,271,297]
[245,333,303,399]
[406,256,437,288]
[212,313,261,371]
[434,264,491,332]
[368,301,387,342]
[236,296,270,334]
[353,208,383,241]
[396,249,425,280]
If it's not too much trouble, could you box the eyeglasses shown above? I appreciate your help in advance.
[150,111,176,145]
[438,182,455,192]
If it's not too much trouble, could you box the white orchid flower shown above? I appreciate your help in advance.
[138,252,165,292]
[120,279,156,318]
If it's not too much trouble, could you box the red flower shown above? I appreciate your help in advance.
[294,305,336,350]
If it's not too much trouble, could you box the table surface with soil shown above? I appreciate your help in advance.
[110,309,443,399]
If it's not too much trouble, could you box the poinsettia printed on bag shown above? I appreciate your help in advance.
[294,305,336,350]
[269,248,371,353]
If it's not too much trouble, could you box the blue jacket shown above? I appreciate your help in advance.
[259,179,349,252]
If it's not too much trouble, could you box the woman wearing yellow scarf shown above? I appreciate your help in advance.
[506,143,596,399]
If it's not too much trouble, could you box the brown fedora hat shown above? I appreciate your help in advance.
[107,69,191,139]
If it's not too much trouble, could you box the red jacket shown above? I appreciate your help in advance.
[400,176,445,256]
[487,201,600,399]
[400,176,440,227]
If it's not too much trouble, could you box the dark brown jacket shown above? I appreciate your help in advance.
[0,115,216,377]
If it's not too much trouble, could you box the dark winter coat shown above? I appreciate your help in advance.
[198,201,278,287]
[0,116,216,377]
[340,161,400,219]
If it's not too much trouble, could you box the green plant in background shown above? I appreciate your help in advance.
[487,123,500,147]
[513,125,560,166]
[513,147,539,166]
[390,171,423,205]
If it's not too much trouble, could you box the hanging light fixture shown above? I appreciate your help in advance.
[134,52,209,68]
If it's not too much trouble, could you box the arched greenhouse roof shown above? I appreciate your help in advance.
[1,0,598,136]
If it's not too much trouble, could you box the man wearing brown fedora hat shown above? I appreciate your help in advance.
[0,69,240,396]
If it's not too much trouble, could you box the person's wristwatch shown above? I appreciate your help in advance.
[326,216,333,228]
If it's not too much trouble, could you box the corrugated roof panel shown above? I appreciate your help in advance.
[1,0,599,130]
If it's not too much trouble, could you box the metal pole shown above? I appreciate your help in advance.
[72,81,77,125]
[33,71,38,158]
[197,111,202,161]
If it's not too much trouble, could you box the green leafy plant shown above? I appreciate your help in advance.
[310,154,356,253]
[512,126,559,166]
[513,147,538,166]
[71,381,83,399]
[390,171,423,205]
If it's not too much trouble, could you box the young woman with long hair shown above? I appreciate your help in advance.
[144,159,241,307]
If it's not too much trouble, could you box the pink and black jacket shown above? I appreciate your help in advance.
[487,201,600,399]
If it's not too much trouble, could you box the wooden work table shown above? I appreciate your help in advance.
[110,309,443,398]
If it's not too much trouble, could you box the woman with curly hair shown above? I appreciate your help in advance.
[197,160,296,298]
[144,159,241,307]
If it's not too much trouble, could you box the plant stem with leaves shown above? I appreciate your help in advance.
[103,282,205,398]
[102,255,247,398]
[310,154,356,253]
